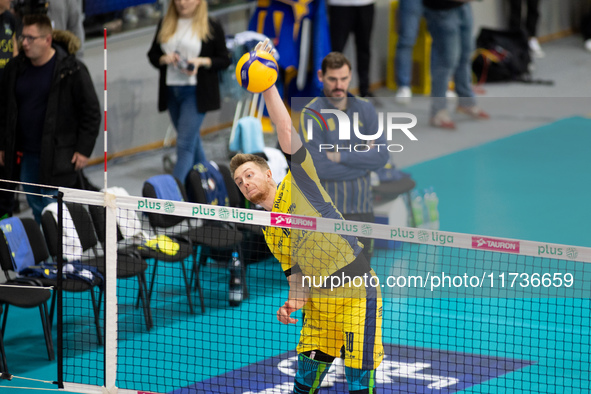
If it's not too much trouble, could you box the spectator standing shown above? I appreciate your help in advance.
[394,0,423,104]
[147,0,230,183]
[0,0,17,77]
[0,14,100,222]
[0,0,18,219]
[328,0,375,97]
[47,0,84,51]
[422,0,489,129]
[299,52,389,258]
[508,0,544,58]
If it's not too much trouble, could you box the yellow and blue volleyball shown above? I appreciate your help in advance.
[235,50,278,93]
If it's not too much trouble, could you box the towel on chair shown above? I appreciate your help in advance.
[229,116,265,154]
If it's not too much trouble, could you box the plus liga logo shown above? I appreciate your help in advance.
[418,230,430,242]
[163,201,175,214]
[218,207,230,219]
[361,224,373,236]
[565,247,578,259]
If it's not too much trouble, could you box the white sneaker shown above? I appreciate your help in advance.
[585,39,591,53]
[123,8,139,24]
[446,90,458,99]
[138,4,162,18]
[446,89,458,104]
[529,37,545,58]
[395,86,412,105]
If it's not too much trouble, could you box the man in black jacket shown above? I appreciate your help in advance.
[0,14,100,222]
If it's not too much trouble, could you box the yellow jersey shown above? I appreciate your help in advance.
[262,147,365,283]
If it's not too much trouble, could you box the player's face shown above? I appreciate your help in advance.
[233,162,273,206]
[319,65,351,102]
[174,0,200,18]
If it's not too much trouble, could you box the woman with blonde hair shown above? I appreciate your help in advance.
[148,0,230,182]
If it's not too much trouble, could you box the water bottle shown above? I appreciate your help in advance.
[229,252,243,306]
[370,171,380,187]
[422,189,431,227]
[410,190,424,228]
[424,187,440,230]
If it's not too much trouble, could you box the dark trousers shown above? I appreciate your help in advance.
[0,164,18,218]
[328,3,375,96]
[0,182,16,218]
[582,12,591,41]
[508,0,540,38]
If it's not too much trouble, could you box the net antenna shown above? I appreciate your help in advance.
[103,28,108,191]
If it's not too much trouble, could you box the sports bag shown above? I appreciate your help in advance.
[472,28,531,83]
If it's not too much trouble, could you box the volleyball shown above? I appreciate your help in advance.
[235,50,278,93]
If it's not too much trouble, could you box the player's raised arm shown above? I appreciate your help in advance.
[262,86,302,155]
[256,40,302,155]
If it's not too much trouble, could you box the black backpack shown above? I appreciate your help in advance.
[472,28,532,83]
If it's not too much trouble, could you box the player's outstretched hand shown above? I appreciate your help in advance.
[254,38,277,57]
[277,299,304,325]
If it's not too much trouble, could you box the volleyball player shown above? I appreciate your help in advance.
[230,40,383,393]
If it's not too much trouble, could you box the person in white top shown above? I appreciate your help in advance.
[148,0,230,182]
[327,0,375,97]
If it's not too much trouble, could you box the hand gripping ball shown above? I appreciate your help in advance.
[235,50,278,93]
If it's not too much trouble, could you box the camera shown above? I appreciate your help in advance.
[13,0,49,17]
[175,51,195,72]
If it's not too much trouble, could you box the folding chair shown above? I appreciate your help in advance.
[0,285,54,367]
[144,174,245,310]
[0,217,56,368]
[185,163,248,305]
[73,204,153,330]
[141,175,199,313]
[40,203,104,344]
[0,306,6,374]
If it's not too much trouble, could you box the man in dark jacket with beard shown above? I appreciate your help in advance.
[0,14,100,222]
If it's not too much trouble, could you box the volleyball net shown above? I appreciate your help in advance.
[22,186,584,394]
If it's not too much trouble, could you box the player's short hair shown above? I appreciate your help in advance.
[321,52,352,74]
[22,14,53,36]
[230,153,270,177]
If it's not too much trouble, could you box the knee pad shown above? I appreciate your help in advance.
[345,366,376,394]
[293,352,333,394]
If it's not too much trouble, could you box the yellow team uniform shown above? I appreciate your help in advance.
[263,147,383,370]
